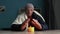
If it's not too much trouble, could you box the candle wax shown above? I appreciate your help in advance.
[28,26,34,32]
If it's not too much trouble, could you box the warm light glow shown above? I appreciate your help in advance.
[28,26,34,32]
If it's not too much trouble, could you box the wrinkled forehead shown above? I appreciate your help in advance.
[25,3,34,9]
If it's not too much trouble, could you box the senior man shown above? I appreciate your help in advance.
[11,3,48,31]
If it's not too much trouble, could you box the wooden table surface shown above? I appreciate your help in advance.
[0,30,60,34]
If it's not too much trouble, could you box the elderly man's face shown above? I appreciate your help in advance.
[26,7,34,17]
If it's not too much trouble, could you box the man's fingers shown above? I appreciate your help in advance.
[28,18,30,20]
[32,19,38,22]
[31,21,34,23]
[33,19,37,21]
[32,19,40,25]
[26,18,30,21]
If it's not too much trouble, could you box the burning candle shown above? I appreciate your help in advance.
[28,26,34,32]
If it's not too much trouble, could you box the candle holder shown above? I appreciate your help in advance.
[28,26,34,32]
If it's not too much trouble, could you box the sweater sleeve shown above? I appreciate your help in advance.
[32,12,48,30]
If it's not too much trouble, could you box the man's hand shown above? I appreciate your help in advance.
[25,18,31,23]
[31,19,42,30]
[32,19,40,25]
[21,18,30,31]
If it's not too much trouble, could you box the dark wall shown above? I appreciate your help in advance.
[0,0,45,29]
[53,0,60,29]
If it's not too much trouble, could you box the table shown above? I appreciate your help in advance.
[0,30,60,34]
